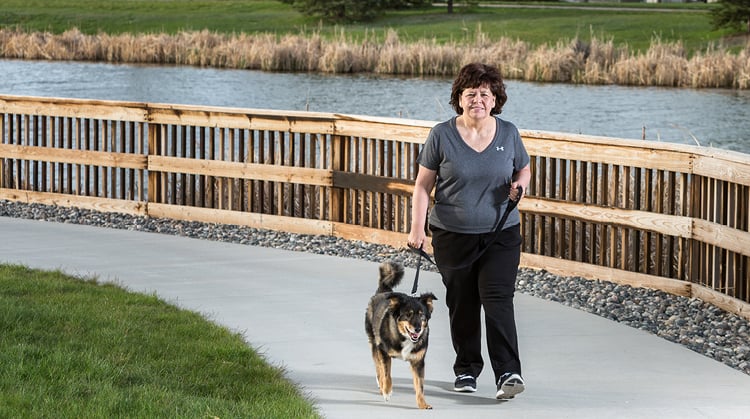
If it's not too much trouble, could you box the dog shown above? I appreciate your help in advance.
[364,261,437,409]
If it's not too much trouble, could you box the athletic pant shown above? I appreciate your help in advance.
[431,223,523,383]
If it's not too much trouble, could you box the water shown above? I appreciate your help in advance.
[2,59,749,154]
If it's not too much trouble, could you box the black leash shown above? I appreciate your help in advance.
[409,244,433,295]
[490,185,523,240]
[407,186,523,294]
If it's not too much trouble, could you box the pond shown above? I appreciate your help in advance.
[2,59,749,154]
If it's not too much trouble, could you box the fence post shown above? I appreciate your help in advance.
[0,113,4,189]
[687,170,701,286]
[147,122,160,217]
[329,134,346,226]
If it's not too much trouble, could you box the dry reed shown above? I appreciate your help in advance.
[1,26,748,89]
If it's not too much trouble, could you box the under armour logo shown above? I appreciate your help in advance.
[497,146,504,152]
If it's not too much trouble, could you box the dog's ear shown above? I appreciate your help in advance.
[387,293,403,312]
[419,292,437,314]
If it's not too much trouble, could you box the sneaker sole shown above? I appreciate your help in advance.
[454,385,477,393]
[496,381,525,399]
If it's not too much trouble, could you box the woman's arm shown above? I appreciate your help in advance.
[408,165,437,249]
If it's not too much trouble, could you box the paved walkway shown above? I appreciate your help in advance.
[2,217,750,418]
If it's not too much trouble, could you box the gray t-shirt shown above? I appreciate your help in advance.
[417,116,530,234]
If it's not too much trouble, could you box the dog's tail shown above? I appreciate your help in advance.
[377,261,404,293]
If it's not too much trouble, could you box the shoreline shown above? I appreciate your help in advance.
[1,28,748,89]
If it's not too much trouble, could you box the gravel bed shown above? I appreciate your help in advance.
[2,199,748,376]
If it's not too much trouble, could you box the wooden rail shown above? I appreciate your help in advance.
[2,94,749,320]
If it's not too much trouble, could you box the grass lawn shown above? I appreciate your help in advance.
[0,264,320,418]
[0,0,731,55]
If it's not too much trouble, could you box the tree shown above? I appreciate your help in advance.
[280,0,379,22]
[282,0,430,22]
[711,0,750,34]
[444,0,479,14]
[382,0,431,9]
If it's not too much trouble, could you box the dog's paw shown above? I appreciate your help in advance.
[382,391,392,402]
[417,396,432,409]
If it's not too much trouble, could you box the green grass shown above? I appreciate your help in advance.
[0,264,320,418]
[365,7,721,53]
[0,0,308,35]
[0,0,732,56]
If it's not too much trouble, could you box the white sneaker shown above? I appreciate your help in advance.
[496,372,525,399]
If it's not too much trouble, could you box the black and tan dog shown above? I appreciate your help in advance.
[365,261,437,409]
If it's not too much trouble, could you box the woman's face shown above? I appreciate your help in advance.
[459,84,495,120]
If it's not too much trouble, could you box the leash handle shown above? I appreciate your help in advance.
[494,185,523,232]
[408,243,435,295]
[411,244,422,295]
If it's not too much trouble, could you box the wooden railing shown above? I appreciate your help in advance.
[2,94,749,320]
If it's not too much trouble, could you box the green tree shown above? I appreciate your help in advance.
[280,0,378,22]
[383,0,431,9]
[711,0,750,33]
[281,0,430,22]
[443,0,479,14]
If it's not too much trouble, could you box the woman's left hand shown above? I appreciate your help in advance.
[509,183,524,201]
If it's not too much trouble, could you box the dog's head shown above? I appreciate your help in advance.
[388,293,437,343]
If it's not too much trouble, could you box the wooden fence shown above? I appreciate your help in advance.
[1,94,749,320]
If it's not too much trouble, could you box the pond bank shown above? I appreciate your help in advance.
[1,27,748,89]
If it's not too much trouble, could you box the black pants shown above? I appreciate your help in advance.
[431,223,523,383]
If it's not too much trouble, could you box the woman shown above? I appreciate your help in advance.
[407,62,531,399]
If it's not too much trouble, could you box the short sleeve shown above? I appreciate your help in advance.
[417,126,442,171]
[512,126,530,171]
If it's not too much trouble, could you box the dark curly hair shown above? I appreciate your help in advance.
[449,63,507,116]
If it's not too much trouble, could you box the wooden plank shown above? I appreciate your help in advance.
[0,143,147,169]
[520,253,750,322]
[332,222,413,251]
[0,189,145,215]
[332,172,414,197]
[524,136,694,173]
[692,154,750,186]
[147,124,159,205]
[147,203,332,236]
[329,135,345,223]
[518,197,750,256]
[691,284,750,322]
[520,253,692,297]
[692,218,750,257]
[519,197,693,238]
[147,155,331,186]
[146,101,343,122]
[521,128,747,157]
[0,95,148,122]
[0,113,4,188]
[146,107,337,134]
[334,117,433,142]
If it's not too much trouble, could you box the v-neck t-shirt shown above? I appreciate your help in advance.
[417,116,530,234]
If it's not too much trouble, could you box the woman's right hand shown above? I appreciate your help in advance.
[407,228,426,250]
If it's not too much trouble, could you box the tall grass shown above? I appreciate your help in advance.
[0,264,320,418]
[0,26,748,88]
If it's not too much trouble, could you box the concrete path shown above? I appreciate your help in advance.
[2,216,749,418]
